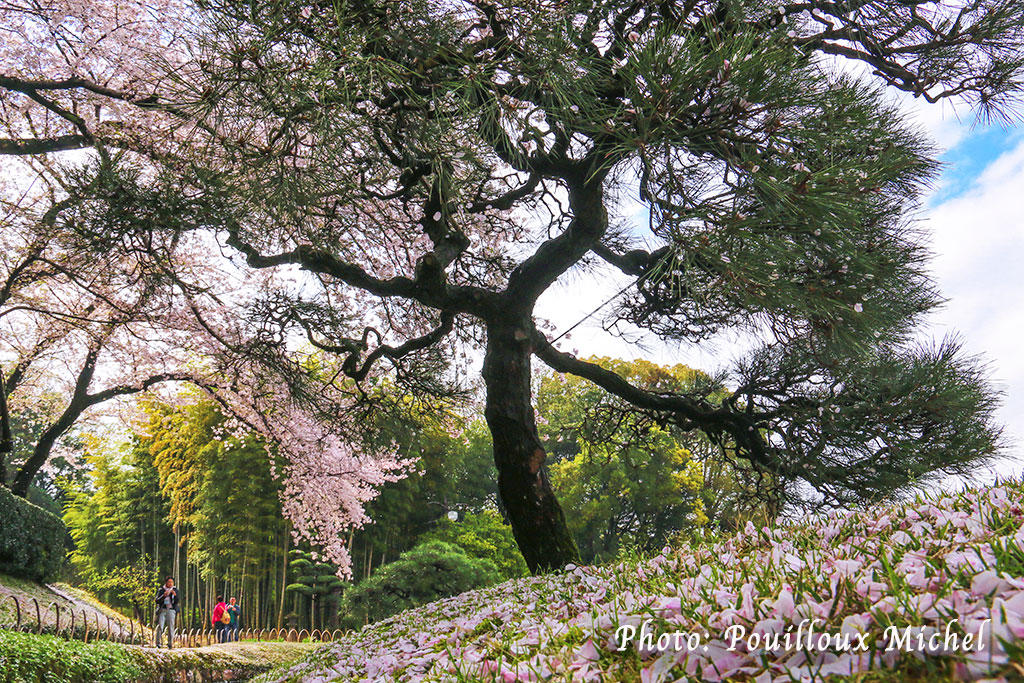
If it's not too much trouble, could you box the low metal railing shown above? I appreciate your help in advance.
[1,594,346,648]
[0,593,147,644]
[167,626,346,647]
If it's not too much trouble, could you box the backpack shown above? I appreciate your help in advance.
[220,608,232,624]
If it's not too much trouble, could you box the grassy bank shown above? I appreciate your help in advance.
[0,572,142,640]
[0,630,314,683]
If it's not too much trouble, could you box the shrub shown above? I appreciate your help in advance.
[340,541,502,629]
[0,630,145,683]
[420,509,529,579]
[0,629,309,682]
[0,485,69,581]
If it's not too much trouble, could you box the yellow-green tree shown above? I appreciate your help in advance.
[538,357,763,562]
[549,427,704,563]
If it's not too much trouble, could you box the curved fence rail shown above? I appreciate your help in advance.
[1,594,344,648]
[0,594,149,645]
[165,626,346,648]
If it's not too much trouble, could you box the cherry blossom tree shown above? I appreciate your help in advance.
[3,0,1023,573]
[0,0,197,487]
[0,0,415,566]
[0,156,199,494]
[1,164,412,574]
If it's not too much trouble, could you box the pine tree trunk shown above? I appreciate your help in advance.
[482,322,579,574]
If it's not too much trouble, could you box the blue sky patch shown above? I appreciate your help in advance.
[931,126,1020,205]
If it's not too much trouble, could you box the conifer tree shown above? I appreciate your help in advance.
[4,0,1022,572]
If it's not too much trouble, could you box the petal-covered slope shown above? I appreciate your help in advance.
[260,483,1024,683]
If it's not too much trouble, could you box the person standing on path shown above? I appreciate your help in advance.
[226,597,241,642]
[212,596,229,643]
[154,577,179,649]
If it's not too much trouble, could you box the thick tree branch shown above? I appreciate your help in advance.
[531,330,773,470]
[591,243,672,278]
[85,371,196,405]
[0,75,156,102]
[504,179,608,305]
[343,311,457,381]
[0,135,93,155]
[224,230,494,315]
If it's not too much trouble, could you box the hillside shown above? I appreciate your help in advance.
[256,481,1024,683]
[0,573,142,638]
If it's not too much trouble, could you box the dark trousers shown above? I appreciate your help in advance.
[215,623,227,643]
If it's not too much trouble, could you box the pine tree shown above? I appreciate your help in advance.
[7,0,1023,572]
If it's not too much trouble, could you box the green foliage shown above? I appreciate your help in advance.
[0,629,313,683]
[169,403,290,620]
[0,630,145,683]
[80,558,157,610]
[549,429,703,563]
[348,400,498,582]
[0,484,68,581]
[421,510,528,579]
[141,397,288,583]
[63,434,174,608]
[340,541,502,629]
[536,357,766,562]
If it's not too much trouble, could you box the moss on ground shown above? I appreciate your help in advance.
[0,630,314,682]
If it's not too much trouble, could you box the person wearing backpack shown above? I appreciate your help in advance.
[154,576,179,649]
[226,597,241,642]
[212,596,229,643]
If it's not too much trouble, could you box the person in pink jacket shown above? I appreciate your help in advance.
[212,596,229,643]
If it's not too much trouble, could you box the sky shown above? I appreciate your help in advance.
[536,92,1024,484]
[918,111,1024,480]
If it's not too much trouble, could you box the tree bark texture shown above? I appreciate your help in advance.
[483,319,579,573]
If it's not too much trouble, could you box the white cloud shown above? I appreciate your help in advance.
[539,103,1024,484]
[921,137,1024,479]
[899,92,972,151]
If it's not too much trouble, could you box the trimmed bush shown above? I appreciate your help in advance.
[0,485,69,581]
[0,630,144,683]
[340,541,502,629]
[0,630,313,683]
